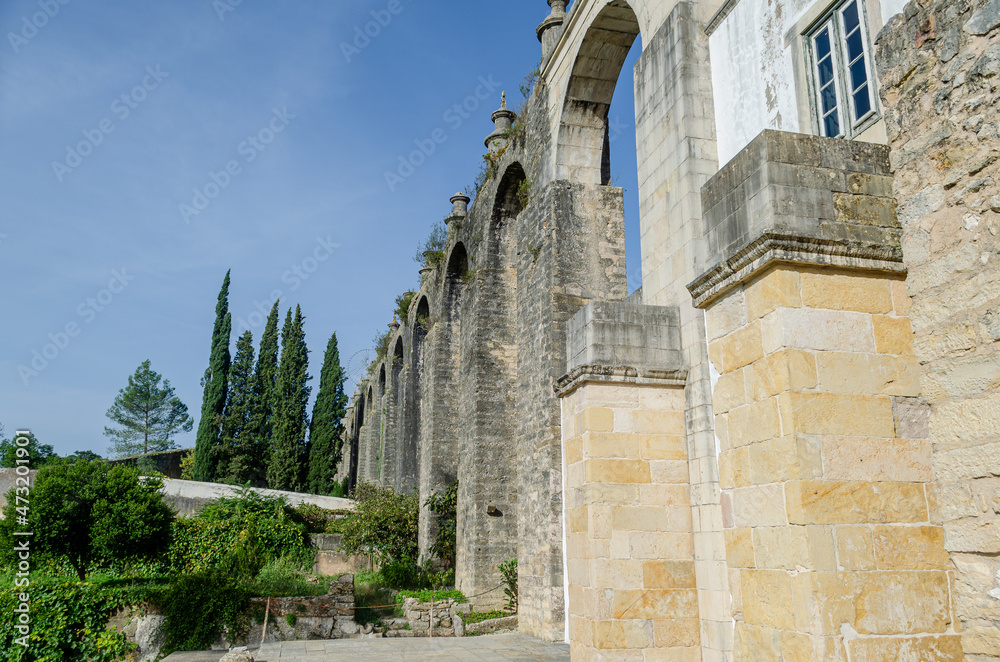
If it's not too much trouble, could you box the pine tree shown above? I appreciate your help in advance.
[104,360,193,458]
[307,332,348,494]
[267,306,311,491]
[193,271,232,482]
[251,301,280,484]
[219,330,258,483]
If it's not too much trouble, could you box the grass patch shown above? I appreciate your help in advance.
[395,588,467,603]
[462,609,509,625]
[353,570,399,625]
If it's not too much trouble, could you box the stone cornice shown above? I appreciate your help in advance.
[705,0,742,37]
[554,364,688,398]
[687,232,905,309]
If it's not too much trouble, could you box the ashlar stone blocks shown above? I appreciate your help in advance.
[694,129,962,661]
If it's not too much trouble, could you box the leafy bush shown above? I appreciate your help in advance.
[413,220,448,265]
[0,460,173,580]
[394,291,416,324]
[0,575,138,662]
[337,483,418,566]
[499,558,518,612]
[152,571,250,656]
[167,489,310,580]
[381,557,426,589]
[179,451,194,480]
[462,609,508,625]
[425,481,458,569]
[329,477,350,498]
[250,556,325,597]
[353,570,397,626]
[289,503,342,534]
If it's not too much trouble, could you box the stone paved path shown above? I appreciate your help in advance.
[162,633,571,661]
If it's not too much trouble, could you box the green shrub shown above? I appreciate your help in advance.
[167,488,311,580]
[0,575,139,662]
[499,558,518,612]
[425,481,457,569]
[250,556,325,597]
[329,477,350,498]
[462,609,508,625]
[290,503,341,534]
[152,572,250,656]
[381,557,426,589]
[337,483,418,566]
[0,460,173,581]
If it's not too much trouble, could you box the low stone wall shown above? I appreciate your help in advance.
[387,597,471,637]
[237,575,358,645]
[310,534,367,576]
[160,479,354,518]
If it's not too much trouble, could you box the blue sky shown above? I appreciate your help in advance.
[0,0,642,456]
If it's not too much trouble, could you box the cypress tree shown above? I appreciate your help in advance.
[193,271,232,482]
[307,332,348,494]
[219,330,257,484]
[267,306,311,491]
[251,301,280,484]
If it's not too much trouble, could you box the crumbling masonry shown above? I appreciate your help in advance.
[339,0,1000,658]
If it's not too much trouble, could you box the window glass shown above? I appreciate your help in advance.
[808,0,878,138]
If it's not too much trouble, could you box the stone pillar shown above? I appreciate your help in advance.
[690,130,962,660]
[877,2,1000,656]
[557,301,699,660]
[537,0,567,62]
[485,95,516,155]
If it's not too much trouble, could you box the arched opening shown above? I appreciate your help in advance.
[378,364,386,395]
[446,242,469,281]
[492,162,527,224]
[557,0,643,295]
[415,296,430,332]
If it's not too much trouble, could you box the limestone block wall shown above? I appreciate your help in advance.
[876,0,1000,657]
[561,380,698,661]
[706,265,960,660]
[691,128,963,660]
[557,300,696,661]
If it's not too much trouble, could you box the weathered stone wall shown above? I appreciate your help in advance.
[693,129,962,660]
[877,1,1000,657]
[558,301,698,661]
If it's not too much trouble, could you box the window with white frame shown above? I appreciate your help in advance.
[806,0,879,139]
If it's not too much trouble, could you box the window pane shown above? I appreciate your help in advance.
[853,85,871,119]
[821,84,838,112]
[818,55,834,85]
[824,110,841,137]
[850,58,868,91]
[846,30,864,61]
[815,29,831,59]
[842,1,860,34]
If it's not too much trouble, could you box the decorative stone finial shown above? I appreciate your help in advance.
[450,192,471,217]
[485,93,517,150]
[537,0,567,61]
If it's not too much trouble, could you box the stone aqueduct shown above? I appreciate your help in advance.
[337,0,1000,659]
